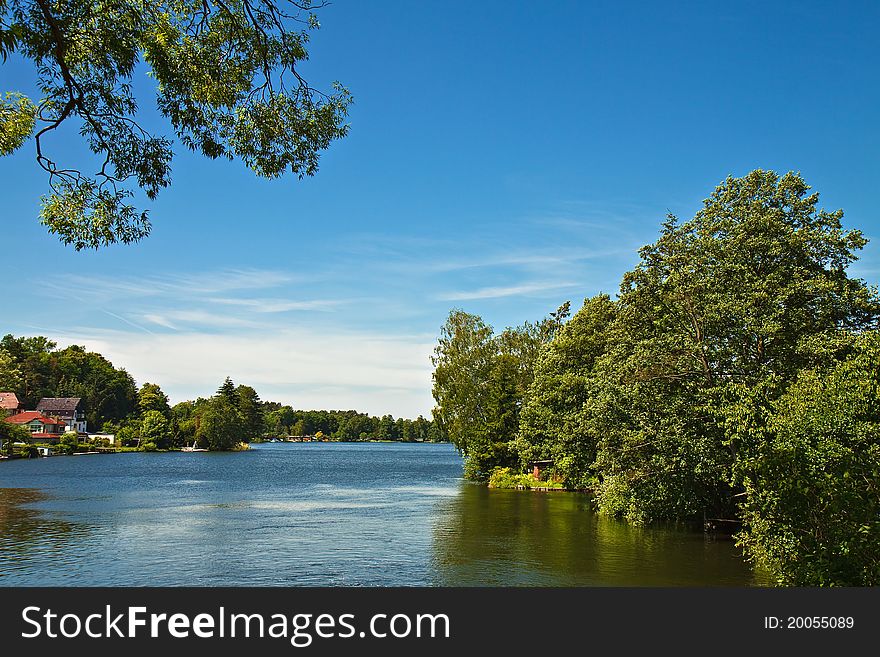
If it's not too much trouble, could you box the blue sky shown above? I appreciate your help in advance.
[2,0,879,417]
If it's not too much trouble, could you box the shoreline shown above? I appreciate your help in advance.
[0,439,453,460]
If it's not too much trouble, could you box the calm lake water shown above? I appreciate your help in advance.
[0,442,762,586]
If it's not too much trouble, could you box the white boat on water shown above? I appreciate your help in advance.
[181,439,208,452]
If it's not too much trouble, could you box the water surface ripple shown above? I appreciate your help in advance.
[0,443,761,586]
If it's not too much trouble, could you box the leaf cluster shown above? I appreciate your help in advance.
[1,0,351,249]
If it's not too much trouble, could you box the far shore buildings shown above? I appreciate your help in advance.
[4,411,67,441]
[2,396,88,445]
[0,392,23,416]
[36,397,87,434]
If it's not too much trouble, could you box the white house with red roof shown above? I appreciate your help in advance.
[36,397,87,433]
[4,411,67,442]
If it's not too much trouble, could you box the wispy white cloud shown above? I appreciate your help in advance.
[209,297,343,313]
[101,310,155,335]
[426,248,631,272]
[329,226,638,278]
[39,268,348,332]
[437,281,580,301]
[12,214,647,417]
[141,314,178,330]
[41,268,301,302]
[139,310,263,331]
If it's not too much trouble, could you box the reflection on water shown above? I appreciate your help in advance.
[0,444,762,586]
[0,488,90,583]
[429,484,765,586]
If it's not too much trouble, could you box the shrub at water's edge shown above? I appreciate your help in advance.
[487,467,563,490]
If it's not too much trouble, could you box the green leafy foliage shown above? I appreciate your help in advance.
[487,467,563,490]
[235,384,265,442]
[217,376,238,408]
[196,395,245,451]
[586,170,878,523]
[58,430,79,455]
[140,409,170,450]
[265,404,294,435]
[431,307,567,480]
[517,294,615,490]
[0,420,31,455]
[0,91,35,154]
[138,382,171,416]
[434,170,880,585]
[1,0,351,249]
[728,333,880,585]
[0,348,23,391]
[40,180,151,251]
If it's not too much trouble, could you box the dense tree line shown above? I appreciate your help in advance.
[431,170,880,585]
[262,405,443,443]
[116,377,444,449]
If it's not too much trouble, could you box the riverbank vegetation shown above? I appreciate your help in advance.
[487,467,563,490]
[431,170,880,586]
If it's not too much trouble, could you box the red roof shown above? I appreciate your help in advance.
[0,392,20,410]
[4,411,64,426]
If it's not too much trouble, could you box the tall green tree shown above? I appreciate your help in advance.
[413,415,431,442]
[277,405,295,434]
[235,384,265,442]
[0,334,56,407]
[54,345,138,428]
[196,395,245,450]
[265,409,283,436]
[431,310,497,476]
[0,348,23,391]
[140,409,171,450]
[431,307,565,479]
[171,399,200,446]
[1,0,351,249]
[0,335,138,427]
[138,382,170,416]
[590,171,879,522]
[377,414,396,440]
[217,376,237,408]
[517,294,616,489]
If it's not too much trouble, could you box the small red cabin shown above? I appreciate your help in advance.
[528,460,554,479]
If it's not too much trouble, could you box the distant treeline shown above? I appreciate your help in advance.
[1,339,445,451]
[169,388,444,445]
[259,405,443,443]
[431,171,880,586]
